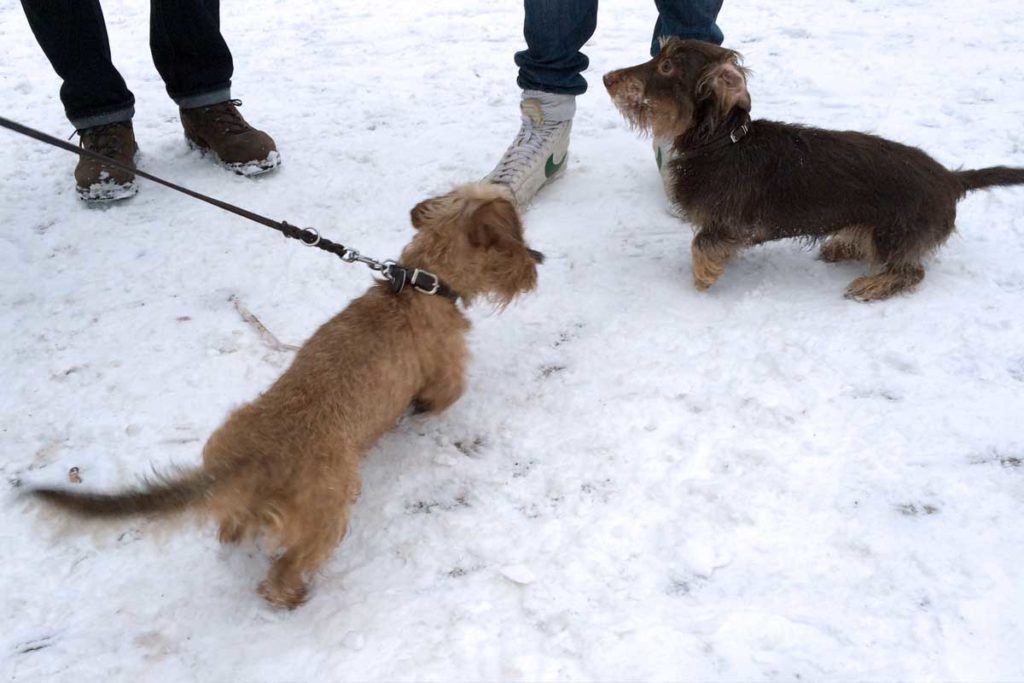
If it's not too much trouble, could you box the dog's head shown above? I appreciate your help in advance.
[405,183,542,306]
[603,38,750,141]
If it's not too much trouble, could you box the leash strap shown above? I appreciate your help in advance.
[0,115,460,303]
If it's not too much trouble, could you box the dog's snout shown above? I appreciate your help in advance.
[603,71,620,89]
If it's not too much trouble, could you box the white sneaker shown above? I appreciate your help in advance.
[485,90,574,207]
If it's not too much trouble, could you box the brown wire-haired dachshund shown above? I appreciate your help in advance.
[29,183,542,609]
[605,38,1024,301]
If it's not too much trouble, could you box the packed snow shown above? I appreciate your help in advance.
[2,0,1023,680]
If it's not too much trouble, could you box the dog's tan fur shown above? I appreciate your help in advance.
[819,225,876,264]
[30,183,541,609]
[691,233,738,290]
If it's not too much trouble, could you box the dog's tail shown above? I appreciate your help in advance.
[29,466,214,518]
[955,166,1024,193]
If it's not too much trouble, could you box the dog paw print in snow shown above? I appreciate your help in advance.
[896,503,941,516]
[453,436,486,456]
[538,364,566,379]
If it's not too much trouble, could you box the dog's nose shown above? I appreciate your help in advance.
[603,71,620,88]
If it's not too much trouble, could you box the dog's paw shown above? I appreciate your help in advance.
[820,240,860,263]
[845,267,924,302]
[845,275,899,302]
[690,252,727,291]
[258,579,309,610]
[692,274,716,291]
[845,274,892,302]
[410,399,434,415]
[217,521,245,545]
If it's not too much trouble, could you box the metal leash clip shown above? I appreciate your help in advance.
[383,262,407,293]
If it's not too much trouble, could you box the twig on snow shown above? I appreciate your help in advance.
[229,294,299,353]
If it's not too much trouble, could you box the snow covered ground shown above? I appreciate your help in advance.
[2,0,1023,680]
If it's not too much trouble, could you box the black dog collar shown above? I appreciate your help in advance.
[385,264,460,304]
[678,111,752,161]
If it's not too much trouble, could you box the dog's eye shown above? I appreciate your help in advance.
[657,60,674,76]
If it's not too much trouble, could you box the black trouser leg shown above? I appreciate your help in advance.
[515,0,599,95]
[150,0,233,108]
[20,0,135,129]
[651,0,725,56]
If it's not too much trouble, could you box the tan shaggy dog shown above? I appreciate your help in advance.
[29,183,542,609]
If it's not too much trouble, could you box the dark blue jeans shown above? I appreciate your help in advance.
[20,0,234,129]
[515,0,724,95]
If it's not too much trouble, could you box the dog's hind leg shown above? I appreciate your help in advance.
[259,547,317,609]
[218,518,246,544]
[845,263,925,301]
[258,518,348,609]
[257,463,360,609]
[845,217,940,301]
[691,230,738,291]
[820,225,874,263]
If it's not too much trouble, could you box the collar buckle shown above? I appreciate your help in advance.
[410,269,441,295]
[730,123,750,144]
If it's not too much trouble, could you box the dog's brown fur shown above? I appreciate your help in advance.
[30,183,541,609]
[605,38,1024,300]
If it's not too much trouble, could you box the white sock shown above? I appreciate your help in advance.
[521,90,576,123]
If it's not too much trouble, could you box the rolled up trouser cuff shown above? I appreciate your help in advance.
[69,105,135,131]
[175,86,232,110]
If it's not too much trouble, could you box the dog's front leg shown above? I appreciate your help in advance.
[412,368,466,415]
[691,231,737,291]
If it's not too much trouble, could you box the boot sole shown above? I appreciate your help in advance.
[187,138,282,177]
[77,149,140,204]
[77,181,139,203]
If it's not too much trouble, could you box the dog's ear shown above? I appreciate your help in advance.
[704,55,751,112]
[411,192,456,230]
[410,199,431,230]
[465,197,538,306]
[467,198,523,252]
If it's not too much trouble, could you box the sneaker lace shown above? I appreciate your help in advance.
[206,99,250,135]
[490,118,563,184]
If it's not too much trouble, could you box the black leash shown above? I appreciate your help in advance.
[0,115,459,303]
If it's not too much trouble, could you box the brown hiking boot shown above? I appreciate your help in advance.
[75,121,139,203]
[180,99,281,176]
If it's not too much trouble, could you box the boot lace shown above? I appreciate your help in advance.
[204,99,250,135]
[490,118,565,185]
[77,122,130,158]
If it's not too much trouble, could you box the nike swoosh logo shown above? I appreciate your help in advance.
[545,152,567,178]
